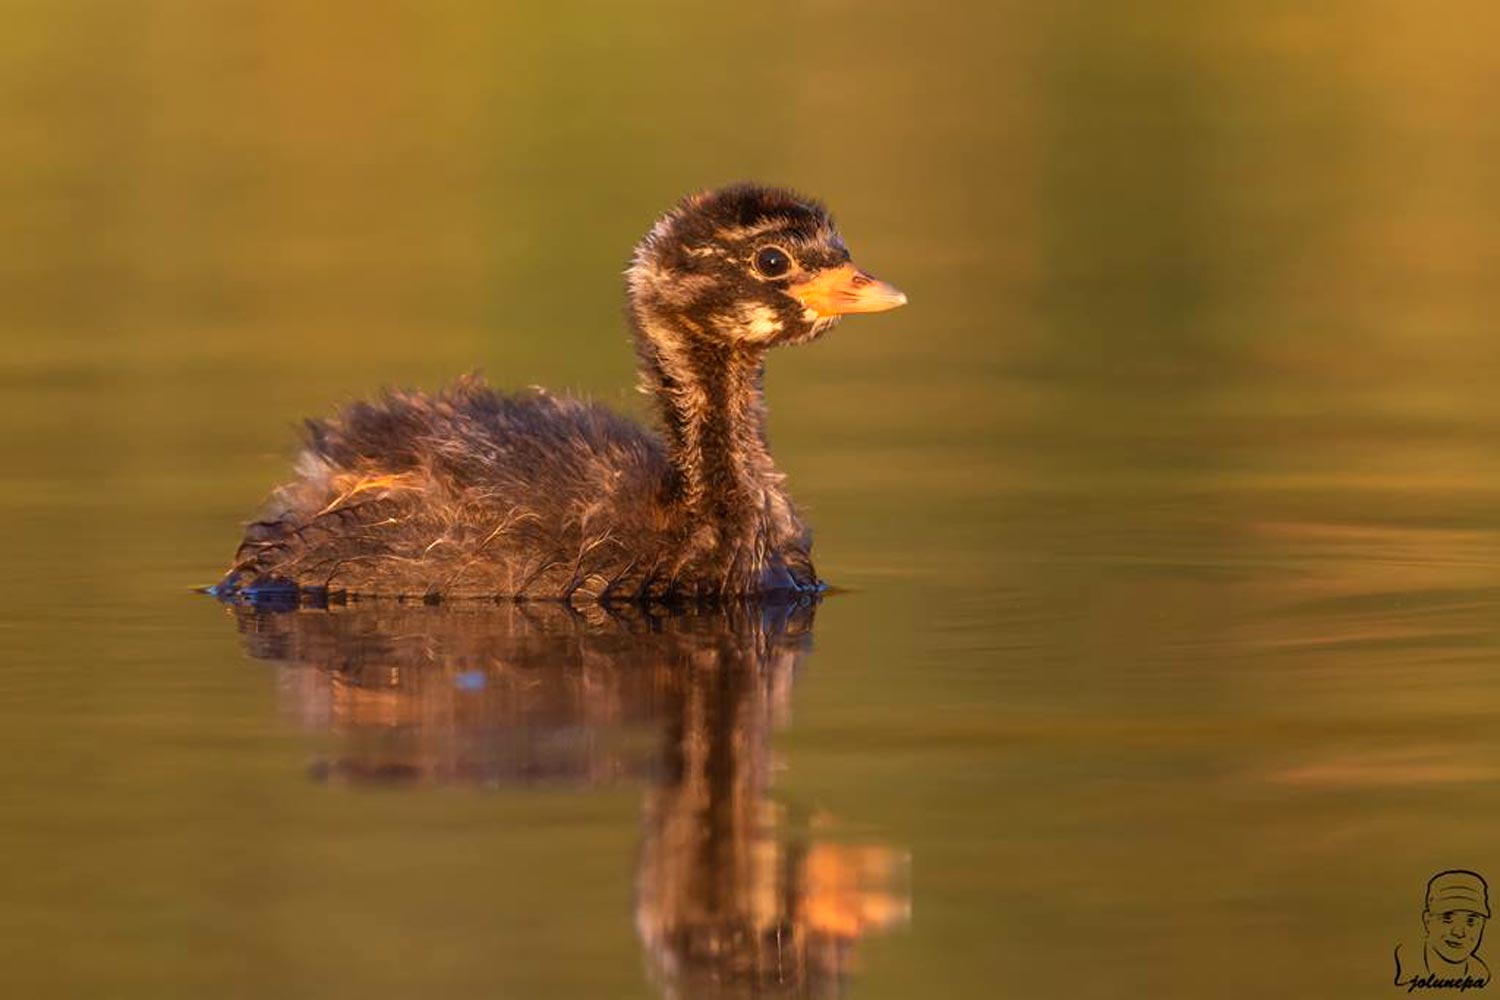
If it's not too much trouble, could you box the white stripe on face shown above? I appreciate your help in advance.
[710,302,784,344]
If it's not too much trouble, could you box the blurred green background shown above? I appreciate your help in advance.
[3,1,1500,997]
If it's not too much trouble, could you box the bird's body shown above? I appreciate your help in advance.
[215,185,905,604]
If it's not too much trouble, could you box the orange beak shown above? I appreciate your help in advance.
[788,263,907,318]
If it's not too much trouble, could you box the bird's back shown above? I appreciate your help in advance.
[218,376,672,601]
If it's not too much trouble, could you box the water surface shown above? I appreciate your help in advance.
[3,3,1500,998]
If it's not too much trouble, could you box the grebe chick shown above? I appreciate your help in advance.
[216,184,906,604]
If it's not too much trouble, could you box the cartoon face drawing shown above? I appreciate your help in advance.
[1425,908,1487,964]
[1394,870,1492,988]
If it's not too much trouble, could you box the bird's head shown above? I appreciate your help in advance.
[627,184,906,349]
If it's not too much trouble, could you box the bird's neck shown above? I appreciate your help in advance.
[632,311,787,527]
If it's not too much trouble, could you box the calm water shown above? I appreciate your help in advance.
[4,3,1500,997]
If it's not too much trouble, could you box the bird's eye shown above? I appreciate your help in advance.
[753,246,792,278]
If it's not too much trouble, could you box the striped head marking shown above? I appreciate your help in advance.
[628,184,905,348]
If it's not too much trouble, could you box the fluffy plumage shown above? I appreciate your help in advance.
[215,184,904,604]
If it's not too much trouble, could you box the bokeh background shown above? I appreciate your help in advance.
[3,2,1500,997]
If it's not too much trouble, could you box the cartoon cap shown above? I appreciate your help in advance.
[1426,871,1491,917]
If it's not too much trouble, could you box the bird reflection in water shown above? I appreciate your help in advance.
[228,599,908,998]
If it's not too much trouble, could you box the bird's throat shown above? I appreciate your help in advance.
[633,312,784,529]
